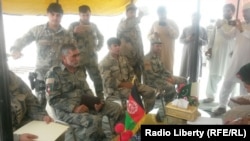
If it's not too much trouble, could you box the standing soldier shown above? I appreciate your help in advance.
[10,3,74,108]
[117,3,145,82]
[68,5,104,99]
[45,43,124,141]
[99,37,156,113]
[148,6,179,74]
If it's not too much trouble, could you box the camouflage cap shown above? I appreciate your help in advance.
[150,37,162,44]
[126,3,137,11]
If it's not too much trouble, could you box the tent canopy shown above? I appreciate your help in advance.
[2,0,137,16]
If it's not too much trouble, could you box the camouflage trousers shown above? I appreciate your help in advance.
[57,101,124,141]
[155,76,187,121]
[34,69,48,109]
[81,52,104,99]
[106,83,156,113]
[160,76,187,104]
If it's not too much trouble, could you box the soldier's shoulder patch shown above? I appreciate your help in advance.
[45,77,55,94]
[46,78,55,84]
[46,83,54,95]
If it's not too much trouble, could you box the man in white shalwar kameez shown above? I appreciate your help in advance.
[212,2,250,116]
[203,3,236,103]
[148,6,179,74]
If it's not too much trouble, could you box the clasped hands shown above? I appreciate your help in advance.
[73,102,104,113]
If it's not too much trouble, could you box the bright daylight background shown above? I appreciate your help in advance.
[3,0,227,100]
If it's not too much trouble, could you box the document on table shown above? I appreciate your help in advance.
[187,117,223,125]
[14,120,69,141]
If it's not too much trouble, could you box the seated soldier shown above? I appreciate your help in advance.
[45,43,124,141]
[223,63,250,124]
[143,35,187,121]
[99,37,157,113]
[8,70,53,141]
[143,37,186,122]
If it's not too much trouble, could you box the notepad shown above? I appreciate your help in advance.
[14,120,69,141]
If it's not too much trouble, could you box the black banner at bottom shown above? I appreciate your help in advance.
[141,125,250,140]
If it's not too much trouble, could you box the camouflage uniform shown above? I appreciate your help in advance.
[99,53,156,113]
[45,64,124,141]
[10,23,74,108]
[8,71,48,141]
[117,17,144,82]
[68,21,104,99]
[143,52,187,121]
[143,51,187,103]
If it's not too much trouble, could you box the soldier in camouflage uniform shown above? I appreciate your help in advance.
[99,37,156,113]
[143,36,187,122]
[10,3,74,108]
[144,36,187,103]
[8,70,53,141]
[117,4,145,83]
[68,5,104,99]
[45,43,124,141]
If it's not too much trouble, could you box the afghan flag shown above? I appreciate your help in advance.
[125,84,146,134]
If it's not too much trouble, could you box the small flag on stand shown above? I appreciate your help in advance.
[125,84,145,134]
[115,76,145,141]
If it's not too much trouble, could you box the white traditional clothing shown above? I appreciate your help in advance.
[148,19,179,74]
[205,19,235,99]
[218,22,250,108]
[179,25,208,82]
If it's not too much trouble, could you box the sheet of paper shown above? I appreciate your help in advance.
[14,120,69,141]
[187,117,223,125]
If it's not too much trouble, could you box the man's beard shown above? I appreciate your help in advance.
[70,62,80,68]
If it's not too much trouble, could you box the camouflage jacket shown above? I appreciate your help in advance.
[117,17,144,64]
[99,53,135,96]
[45,64,94,113]
[9,71,47,130]
[68,21,104,53]
[143,52,172,89]
[10,23,74,78]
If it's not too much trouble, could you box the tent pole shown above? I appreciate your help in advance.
[0,1,13,141]
[236,0,240,19]
[191,0,201,82]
